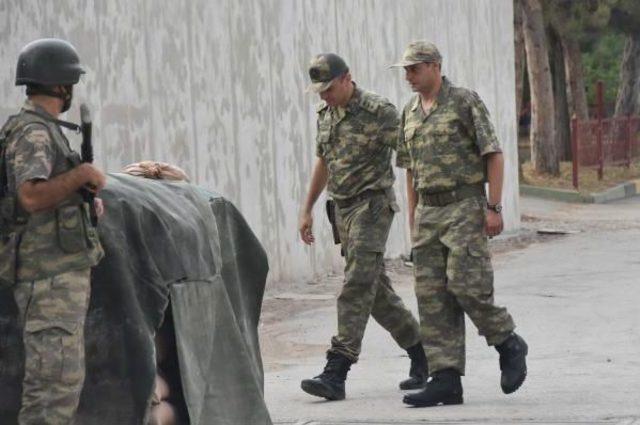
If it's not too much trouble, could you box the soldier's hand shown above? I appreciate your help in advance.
[299,212,315,245]
[485,210,503,237]
[79,163,107,192]
[94,197,105,217]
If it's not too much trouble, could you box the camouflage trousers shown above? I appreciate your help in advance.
[412,196,515,375]
[329,193,421,363]
[13,268,91,425]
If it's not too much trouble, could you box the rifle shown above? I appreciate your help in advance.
[79,104,98,227]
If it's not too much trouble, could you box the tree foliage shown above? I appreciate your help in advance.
[582,33,625,106]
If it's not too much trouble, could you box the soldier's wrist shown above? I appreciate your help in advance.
[487,202,502,213]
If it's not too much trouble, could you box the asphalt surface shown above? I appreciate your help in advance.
[261,195,640,425]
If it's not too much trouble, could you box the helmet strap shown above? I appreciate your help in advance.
[26,85,73,113]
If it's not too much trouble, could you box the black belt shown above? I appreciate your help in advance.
[334,189,386,209]
[419,184,485,207]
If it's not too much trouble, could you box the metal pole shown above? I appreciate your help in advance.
[596,80,604,180]
[571,117,579,190]
[626,114,632,168]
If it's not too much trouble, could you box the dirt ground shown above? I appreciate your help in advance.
[521,160,640,193]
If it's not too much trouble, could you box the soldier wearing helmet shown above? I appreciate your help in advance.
[0,38,105,424]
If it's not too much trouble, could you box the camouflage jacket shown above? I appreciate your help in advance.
[316,86,398,200]
[0,100,103,282]
[396,77,501,193]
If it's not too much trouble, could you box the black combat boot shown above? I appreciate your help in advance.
[495,332,528,394]
[402,368,463,407]
[399,343,429,390]
[300,352,352,400]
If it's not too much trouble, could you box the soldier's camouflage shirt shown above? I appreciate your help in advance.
[316,85,398,200]
[396,77,501,193]
[2,100,103,282]
[4,100,66,195]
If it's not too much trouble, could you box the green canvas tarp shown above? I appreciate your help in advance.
[0,173,272,425]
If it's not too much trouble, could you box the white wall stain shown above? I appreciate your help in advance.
[0,0,519,287]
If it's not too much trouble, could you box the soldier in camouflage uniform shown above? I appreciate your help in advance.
[0,39,106,424]
[298,53,427,401]
[390,41,528,407]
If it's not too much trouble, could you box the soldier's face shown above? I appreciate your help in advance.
[319,74,351,107]
[404,62,440,93]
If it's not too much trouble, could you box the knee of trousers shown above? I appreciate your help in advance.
[412,246,447,293]
[343,250,383,286]
[446,244,495,299]
[23,321,86,388]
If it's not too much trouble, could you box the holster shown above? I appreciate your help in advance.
[325,199,341,245]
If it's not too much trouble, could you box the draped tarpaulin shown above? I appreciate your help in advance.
[0,173,272,425]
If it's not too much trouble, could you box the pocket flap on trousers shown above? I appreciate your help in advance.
[25,320,78,335]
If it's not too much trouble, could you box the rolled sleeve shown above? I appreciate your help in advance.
[469,92,501,156]
[395,110,411,169]
[13,125,55,187]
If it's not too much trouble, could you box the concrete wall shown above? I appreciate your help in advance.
[0,0,519,287]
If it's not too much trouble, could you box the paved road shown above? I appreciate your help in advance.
[261,196,640,425]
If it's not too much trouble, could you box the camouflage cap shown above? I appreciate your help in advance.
[306,53,349,93]
[390,40,442,67]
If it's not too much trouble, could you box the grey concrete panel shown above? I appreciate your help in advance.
[0,0,519,286]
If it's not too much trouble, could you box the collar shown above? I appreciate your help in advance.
[345,84,362,114]
[436,76,451,104]
[21,99,80,133]
[22,99,56,119]
[410,76,451,116]
[329,82,360,116]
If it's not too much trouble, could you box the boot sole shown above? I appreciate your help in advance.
[403,394,463,407]
[502,343,528,394]
[301,380,345,401]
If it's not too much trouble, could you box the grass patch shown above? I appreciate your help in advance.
[521,160,640,193]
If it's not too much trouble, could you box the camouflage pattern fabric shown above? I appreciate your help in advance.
[315,85,420,362]
[396,77,515,375]
[328,193,421,363]
[306,54,348,93]
[411,197,514,374]
[1,100,103,424]
[396,77,501,193]
[13,268,91,424]
[316,86,398,200]
[2,100,103,282]
[390,40,442,68]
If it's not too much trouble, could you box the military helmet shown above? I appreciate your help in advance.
[15,38,85,86]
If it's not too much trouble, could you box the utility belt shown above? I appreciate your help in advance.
[326,188,388,256]
[333,189,386,209]
[419,184,485,207]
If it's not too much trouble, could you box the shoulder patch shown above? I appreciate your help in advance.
[359,96,380,114]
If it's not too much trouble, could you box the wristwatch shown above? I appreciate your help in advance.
[487,202,503,213]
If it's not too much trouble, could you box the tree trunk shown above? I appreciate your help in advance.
[562,37,589,120]
[521,0,559,175]
[614,32,640,117]
[514,0,526,121]
[550,28,572,161]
